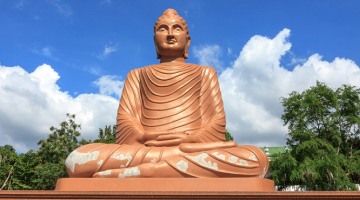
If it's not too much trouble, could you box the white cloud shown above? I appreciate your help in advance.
[41,47,52,57]
[104,46,117,56]
[289,56,306,66]
[0,64,122,152]
[98,44,117,60]
[32,46,57,60]
[82,65,103,76]
[193,44,223,71]
[93,75,123,99]
[211,28,360,147]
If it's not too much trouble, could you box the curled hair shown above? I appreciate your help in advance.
[154,9,189,34]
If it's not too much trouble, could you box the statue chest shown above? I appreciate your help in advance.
[138,71,203,131]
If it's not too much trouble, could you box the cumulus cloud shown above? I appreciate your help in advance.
[193,45,223,71]
[93,75,123,99]
[208,28,360,147]
[0,64,122,152]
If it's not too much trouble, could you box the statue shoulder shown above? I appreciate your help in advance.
[201,65,216,72]
[199,65,218,77]
[128,67,141,75]
[125,68,142,79]
[123,68,142,87]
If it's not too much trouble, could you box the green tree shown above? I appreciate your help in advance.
[11,150,41,190]
[1,115,121,190]
[0,145,18,190]
[271,82,360,191]
[0,146,43,190]
[93,125,116,144]
[225,129,233,141]
[37,113,81,164]
[33,113,83,189]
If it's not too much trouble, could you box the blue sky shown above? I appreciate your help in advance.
[1,0,360,152]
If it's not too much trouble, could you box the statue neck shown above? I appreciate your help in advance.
[160,57,186,63]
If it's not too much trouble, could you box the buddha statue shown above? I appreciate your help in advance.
[65,8,269,179]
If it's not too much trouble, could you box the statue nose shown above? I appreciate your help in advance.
[167,34,175,40]
[168,29,173,36]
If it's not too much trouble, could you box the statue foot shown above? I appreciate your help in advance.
[93,161,184,178]
[93,167,142,178]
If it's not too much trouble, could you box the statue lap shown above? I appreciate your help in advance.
[65,142,268,178]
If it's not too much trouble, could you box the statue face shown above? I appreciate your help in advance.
[154,18,190,59]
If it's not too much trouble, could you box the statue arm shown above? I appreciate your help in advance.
[116,69,144,145]
[194,67,227,143]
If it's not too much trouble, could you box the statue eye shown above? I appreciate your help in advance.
[158,27,167,32]
[174,27,182,32]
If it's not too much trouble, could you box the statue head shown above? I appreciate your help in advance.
[154,9,191,61]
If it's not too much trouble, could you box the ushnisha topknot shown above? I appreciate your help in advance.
[154,8,189,34]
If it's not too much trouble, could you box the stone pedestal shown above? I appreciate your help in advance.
[55,178,274,192]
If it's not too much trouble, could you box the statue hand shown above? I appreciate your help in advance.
[144,132,197,147]
[142,131,173,142]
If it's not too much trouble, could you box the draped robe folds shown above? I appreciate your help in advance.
[65,63,269,178]
[117,63,226,145]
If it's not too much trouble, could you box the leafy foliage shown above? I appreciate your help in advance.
[0,145,17,190]
[225,129,234,141]
[93,125,116,144]
[33,113,83,189]
[0,115,121,190]
[271,82,360,191]
[0,114,83,190]
[37,113,81,164]
[11,150,41,190]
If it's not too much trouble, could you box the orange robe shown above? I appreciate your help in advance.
[116,63,226,145]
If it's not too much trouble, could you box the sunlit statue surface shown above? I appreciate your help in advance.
[65,9,269,178]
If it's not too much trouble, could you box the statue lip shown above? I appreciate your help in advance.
[166,39,177,44]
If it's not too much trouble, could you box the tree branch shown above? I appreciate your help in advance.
[0,163,15,190]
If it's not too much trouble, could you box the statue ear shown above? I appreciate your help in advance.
[154,36,161,59]
[184,36,191,59]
